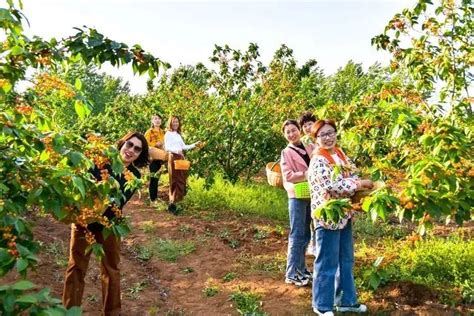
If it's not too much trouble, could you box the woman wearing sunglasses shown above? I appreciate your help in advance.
[308,120,372,316]
[63,132,149,316]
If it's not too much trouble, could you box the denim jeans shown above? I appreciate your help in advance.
[285,198,311,279]
[312,220,357,311]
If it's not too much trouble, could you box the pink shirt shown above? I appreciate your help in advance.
[280,143,315,198]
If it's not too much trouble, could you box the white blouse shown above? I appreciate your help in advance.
[164,131,196,154]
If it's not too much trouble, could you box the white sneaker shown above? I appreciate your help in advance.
[313,309,334,316]
[336,304,367,313]
[285,275,310,287]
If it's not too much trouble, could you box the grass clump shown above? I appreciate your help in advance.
[229,287,266,315]
[151,238,196,262]
[392,235,474,303]
[184,174,288,221]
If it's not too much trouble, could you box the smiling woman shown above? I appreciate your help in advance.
[62,132,149,316]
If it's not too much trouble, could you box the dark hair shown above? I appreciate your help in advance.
[310,119,337,138]
[117,132,149,168]
[150,114,162,128]
[298,111,317,127]
[166,115,182,134]
[281,119,300,133]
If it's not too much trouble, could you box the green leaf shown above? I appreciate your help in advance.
[74,78,82,90]
[369,273,381,290]
[66,306,83,316]
[115,223,131,237]
[72,176,85,198]
[68,151,83,166]
[12,280,35,291]
[10,45,24,55]
[16,294,38,304]
[74,100,91,120]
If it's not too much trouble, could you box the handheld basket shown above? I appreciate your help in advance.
[294,182,310,199]
[174,159,191,170]
[149,147,168,161]
[266,162,283,188]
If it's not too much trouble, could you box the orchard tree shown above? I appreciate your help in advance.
[0,1,168,314]
[372,0,473,116]
[314,0,473,233]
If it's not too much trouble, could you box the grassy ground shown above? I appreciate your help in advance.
[182,174,474,308]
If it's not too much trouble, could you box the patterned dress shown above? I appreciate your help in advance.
[308,150,359,230]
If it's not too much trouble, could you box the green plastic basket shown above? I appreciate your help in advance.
[294,182,310,199]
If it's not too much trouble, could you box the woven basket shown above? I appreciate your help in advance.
[352,180,385,204]
[149,147,168,161]
[266,162,283,188]
[174,159,191,170]
[294,182,310,199]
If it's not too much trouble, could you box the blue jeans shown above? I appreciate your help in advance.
[312,220,357,311]
[285,198,311,279]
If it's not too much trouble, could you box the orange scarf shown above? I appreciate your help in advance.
[317,147,351,177]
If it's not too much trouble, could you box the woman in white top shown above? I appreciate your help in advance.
[164,115,201,214]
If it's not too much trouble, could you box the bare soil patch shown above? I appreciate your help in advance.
[3,191,472,315]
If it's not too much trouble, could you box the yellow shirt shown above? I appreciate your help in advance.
[144,127,165,148]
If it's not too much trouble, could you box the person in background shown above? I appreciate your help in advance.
[144,114,165,204]
[308,119,372,316]
[280,119,315,287]
[298,111,318,256]
[63,132,149,316]
[299,111,317,146]
[164,115,201,214]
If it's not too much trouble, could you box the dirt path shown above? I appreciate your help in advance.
[4,193,472,315]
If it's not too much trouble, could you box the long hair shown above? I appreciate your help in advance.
[150,114,162,128]
[117,132,149,168]
[166,115,182,134]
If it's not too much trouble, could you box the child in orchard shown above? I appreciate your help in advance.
[164,115,201,214]
[145,114,165,204]
[62,132,149,316]
[308,119,372,315]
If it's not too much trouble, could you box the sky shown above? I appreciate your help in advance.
[21,0,416,94]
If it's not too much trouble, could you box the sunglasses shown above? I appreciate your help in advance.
[124,140,142,154]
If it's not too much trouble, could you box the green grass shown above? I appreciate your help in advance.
[229,287,266,315]
[203,283,219,297]
[133,239,196,262]
[392,235,474,303]
[354,233,474,304]
[183,174,288,221]
[237,253,286,275]
[151,238,196,262]
[223,272,237,282]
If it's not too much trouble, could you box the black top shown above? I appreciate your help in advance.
[87,164,141,232]
[289,143,311,167]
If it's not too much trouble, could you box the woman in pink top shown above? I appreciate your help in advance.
[280,119,315,287]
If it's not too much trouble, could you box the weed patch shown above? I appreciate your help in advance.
[229,287,266,315]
